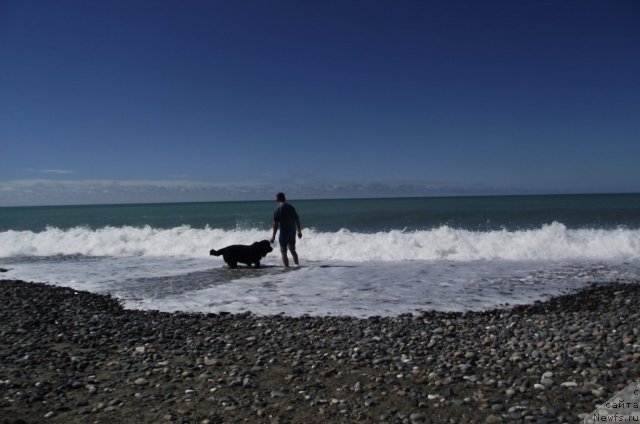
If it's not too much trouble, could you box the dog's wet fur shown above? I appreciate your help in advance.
[209,240,273,268]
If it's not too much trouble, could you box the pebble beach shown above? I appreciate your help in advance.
[1,279,639,423]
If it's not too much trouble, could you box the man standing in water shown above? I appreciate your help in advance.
[270,192,302,267]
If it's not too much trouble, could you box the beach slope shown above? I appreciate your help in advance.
[1,279,638,423]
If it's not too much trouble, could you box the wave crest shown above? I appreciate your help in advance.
[0,222,638,262]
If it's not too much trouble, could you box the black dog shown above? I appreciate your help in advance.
[209,240,273,268]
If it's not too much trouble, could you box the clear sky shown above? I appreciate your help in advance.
[1,0,639,205]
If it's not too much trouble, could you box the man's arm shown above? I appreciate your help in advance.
[270,222,279,244]
[296,218,302,239]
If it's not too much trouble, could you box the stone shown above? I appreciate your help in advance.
[560,381,578,388]
[409,412,426,422]
[540,371,554,388]
[204,357,220,366]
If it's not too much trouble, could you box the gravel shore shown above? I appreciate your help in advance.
[1,279,639,423]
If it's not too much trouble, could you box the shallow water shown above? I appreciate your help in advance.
[2,252,639,317]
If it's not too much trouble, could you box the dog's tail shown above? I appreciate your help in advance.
[209,249,222,256]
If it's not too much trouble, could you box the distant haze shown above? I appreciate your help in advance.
[0,178,541,207]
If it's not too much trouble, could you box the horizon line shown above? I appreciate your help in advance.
[1,190,638,209]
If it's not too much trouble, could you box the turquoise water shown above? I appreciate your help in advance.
[2,193,639,232]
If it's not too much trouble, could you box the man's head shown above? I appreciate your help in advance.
[276,192,286,203]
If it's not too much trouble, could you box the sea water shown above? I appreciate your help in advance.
[1,194,639,317]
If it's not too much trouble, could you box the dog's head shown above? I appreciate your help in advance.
[251,240,273,257]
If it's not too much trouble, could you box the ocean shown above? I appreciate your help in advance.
[1,194,639,317]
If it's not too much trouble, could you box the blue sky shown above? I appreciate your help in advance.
[1,0,639,205]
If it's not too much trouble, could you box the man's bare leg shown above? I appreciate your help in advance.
[290,249,299,266]
[281,251,289,267]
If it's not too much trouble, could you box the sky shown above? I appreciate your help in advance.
[1,0,639,206]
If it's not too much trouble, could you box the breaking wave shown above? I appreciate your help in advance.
[0,222,638,262]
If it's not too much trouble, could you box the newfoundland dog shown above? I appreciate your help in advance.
[209,240,273,268]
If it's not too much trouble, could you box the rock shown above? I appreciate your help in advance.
[204,357,220,366]
[409,412,426,422]
[509,352,522,362]
[560,381,578,388]
[134,378,149,386]
[540,371,554,387]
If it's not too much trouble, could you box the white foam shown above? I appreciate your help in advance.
[2,223,639,316]
[1,222,639,262]
[0,225,262,258]
[123,260,640,316]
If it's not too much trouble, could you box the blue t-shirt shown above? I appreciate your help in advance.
[273,203,299,234]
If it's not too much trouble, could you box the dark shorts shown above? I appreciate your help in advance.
[278,231,296,253]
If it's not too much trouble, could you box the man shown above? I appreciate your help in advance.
[270,192,302,267]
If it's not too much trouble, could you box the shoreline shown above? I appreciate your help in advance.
[1,279,639,423]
